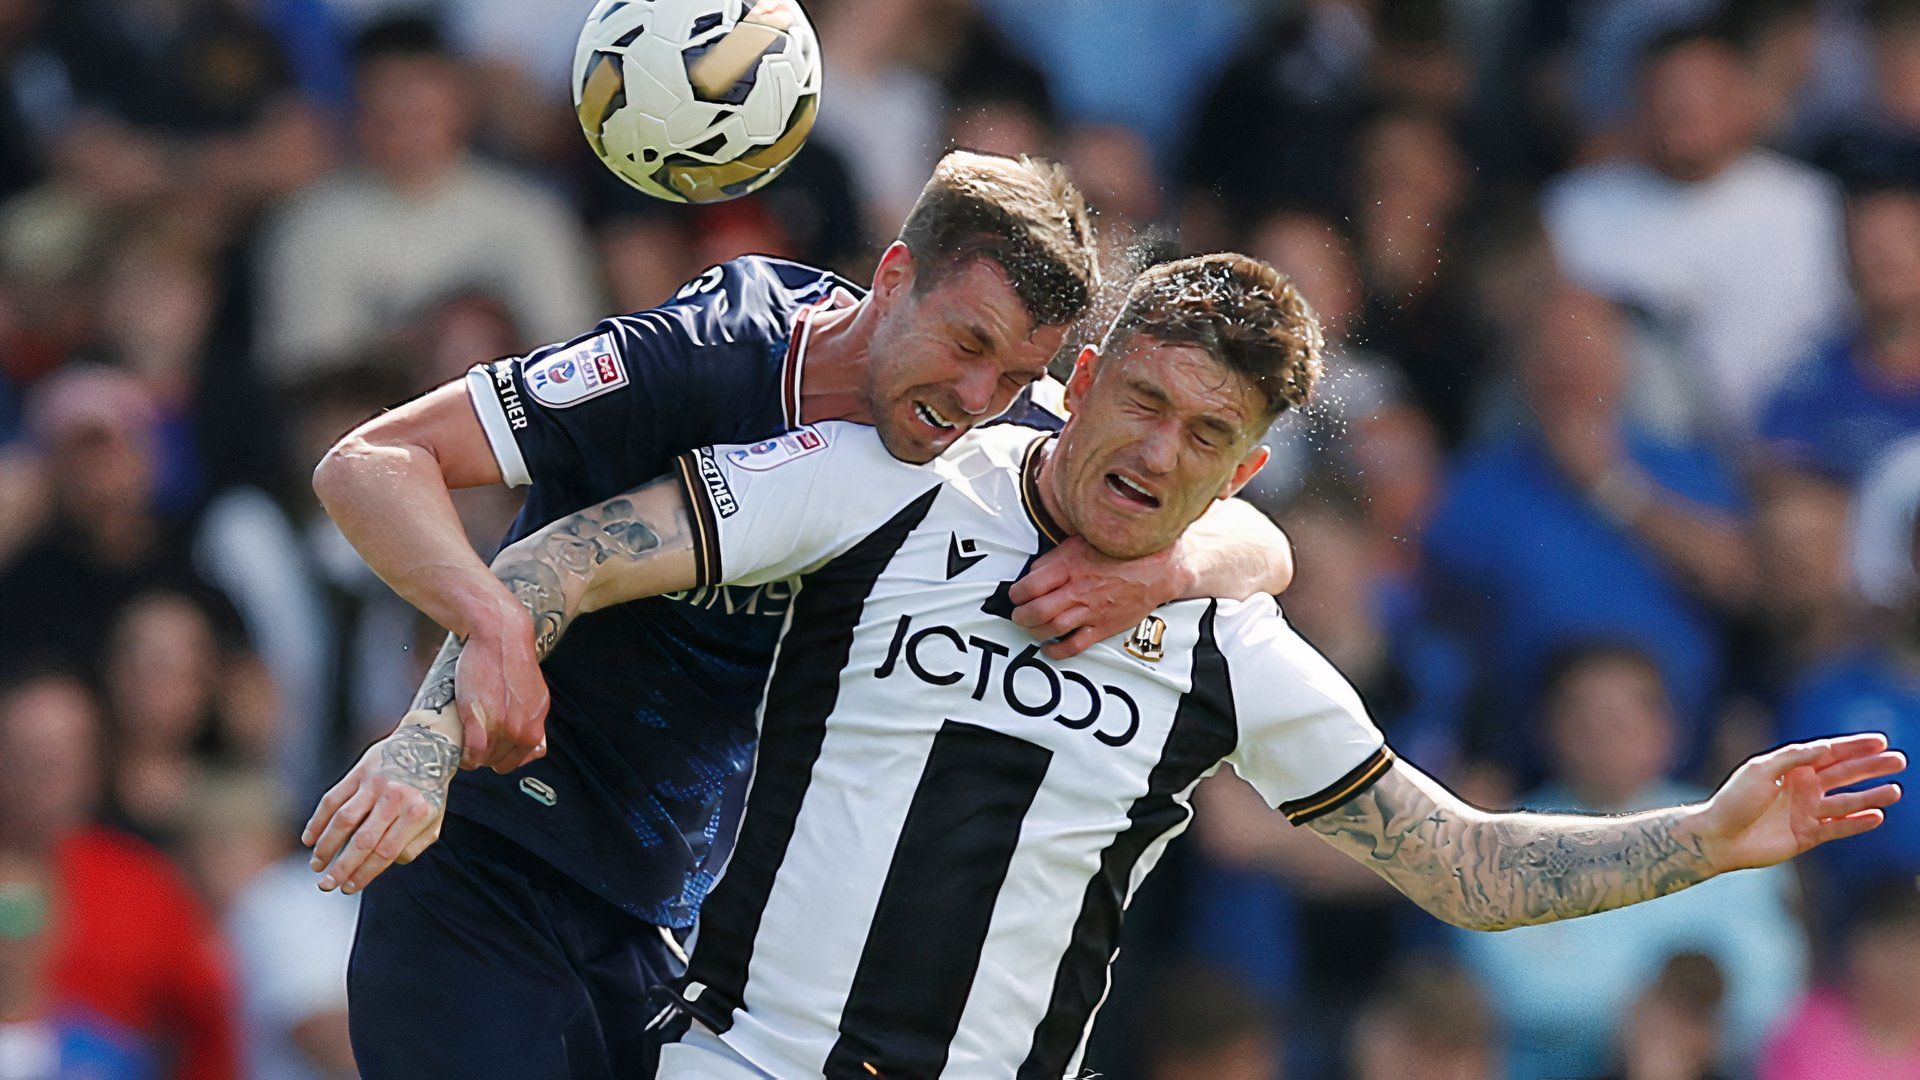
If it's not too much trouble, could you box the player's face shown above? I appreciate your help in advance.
[865,251,1068,464]
[1050,340,1272,560]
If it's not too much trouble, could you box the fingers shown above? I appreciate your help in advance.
[320,787,414,893]
[1007,555,1070,607]
[1818,750,1907,792]
[1010,586,1077,632]
[1813,810,1886,845]
[1814,731,1891,762]
[1043,627,1102,661]
[309,786,375,879]
[486,716,549,774]
[1030,604,1095,645]
[1818,783,1902,820]
[397,825,442,866]
[460,705,490,771]
[302,774,357,852]
[337,798,439,894]
[1754,740,1837,780]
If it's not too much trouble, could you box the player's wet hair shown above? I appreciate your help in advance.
[896,151,1098,328]
[1098,253,1323,421]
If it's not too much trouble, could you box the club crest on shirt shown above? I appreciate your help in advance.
[525,333,627,407]
[1124,615,1168,662]
[727,425,826,471]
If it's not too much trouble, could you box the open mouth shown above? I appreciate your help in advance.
[1105,473,1160,509]
[913,401,957,432]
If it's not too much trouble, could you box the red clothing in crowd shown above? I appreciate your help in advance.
[45,825,240,1080]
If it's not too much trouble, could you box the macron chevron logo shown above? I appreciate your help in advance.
[946,534,988,580]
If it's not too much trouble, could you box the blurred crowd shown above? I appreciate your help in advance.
[3,0,1920,1077]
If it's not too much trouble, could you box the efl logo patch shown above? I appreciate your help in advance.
[726,424,828,472]
[525,334,628,407]
[695,448,739,517]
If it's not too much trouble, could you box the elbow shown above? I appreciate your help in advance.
[311,436,358,514]
[1263,527,1295,595]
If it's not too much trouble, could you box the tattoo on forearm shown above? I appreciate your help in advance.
[1308,767,1713,930]
[492,493,669,661]
[377,723,462,808]
[410,634,462,712]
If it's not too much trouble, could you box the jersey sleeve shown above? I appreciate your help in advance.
[1217,598,1394,825]
[463,263,767,488]
[671,421,939,589]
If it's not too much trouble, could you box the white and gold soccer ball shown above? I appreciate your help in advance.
[573,0,821,204]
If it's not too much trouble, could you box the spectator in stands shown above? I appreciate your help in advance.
[1181,0,1376,219]
[1740,471,1864,698]
[1181,497,1472,1073]
[1605,952,1731,1080]
[1141,968,1283,1080]
[1349,107,1487,443]
[1762,173,1920,481]
[1867,0,1920,136]
[1349,962,1500,1080]
[1423,285,1752,776]
[1776,441,1920,927]
[0,668,240,1079]
[254,16,599,384]
[1543,24,1848,441]
[1762,880,1920,1079]
[0,364,242,676]
[1453,645,1805,1080]
[100,591,263,846]
[174,772,360,1080]
[0,847,153,1079]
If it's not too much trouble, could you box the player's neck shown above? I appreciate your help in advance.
[796,298,873,424]
[1030,438,1076,543]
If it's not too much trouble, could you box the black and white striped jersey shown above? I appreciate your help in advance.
[669,421,1392,1079]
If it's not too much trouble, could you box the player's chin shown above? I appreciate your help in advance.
[878,412,965,463]
[873,418,943,464]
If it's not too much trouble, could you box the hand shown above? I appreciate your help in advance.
[1686,733,1904,875]
[302,716,460,894]
[455,616,552,773]
[1008,536,1194,660]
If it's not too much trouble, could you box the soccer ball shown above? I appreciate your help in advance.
[573,0,822,204]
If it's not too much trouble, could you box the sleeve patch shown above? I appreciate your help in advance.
[691,447,739,518]
[724,425,827,472]
[525,333,628,407]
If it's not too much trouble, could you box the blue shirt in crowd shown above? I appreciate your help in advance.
[1423,427,1742,773]
[1762,334,1920,482]
[1777,646,1920,918]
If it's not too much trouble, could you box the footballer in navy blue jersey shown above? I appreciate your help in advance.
[460,255,858,927]
[455,254,1061,926]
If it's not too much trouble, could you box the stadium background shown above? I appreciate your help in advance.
[2,0,1920,1077]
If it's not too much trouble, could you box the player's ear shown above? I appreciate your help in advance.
[872,242,915,305]
[1063,345,1100,413]
[1219,444,1270,501]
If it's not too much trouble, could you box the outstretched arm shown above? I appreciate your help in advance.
[305,475,701,893]
[1307,735,1903,931]
[1010,496,1292,659]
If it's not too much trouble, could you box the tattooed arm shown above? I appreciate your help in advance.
[303,475,701,893]
[1308,736,1904,931]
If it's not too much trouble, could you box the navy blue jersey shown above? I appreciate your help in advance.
[458,255,1062,926]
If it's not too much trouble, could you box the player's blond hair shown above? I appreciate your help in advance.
[1100,253,1324,418]
[897,151,1099,328]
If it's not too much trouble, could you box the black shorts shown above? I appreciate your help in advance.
[347,814,685,1080]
